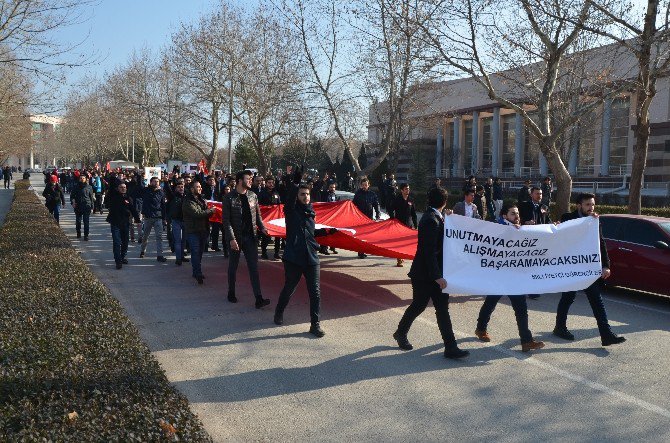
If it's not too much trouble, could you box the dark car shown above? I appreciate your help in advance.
[599,214,670,296]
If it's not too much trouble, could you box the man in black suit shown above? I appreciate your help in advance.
[393,187,469,359]
[553,193,626,346]
[519,186,551,300]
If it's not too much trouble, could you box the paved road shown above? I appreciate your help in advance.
[31,176,670,442]
[0,187,15,227]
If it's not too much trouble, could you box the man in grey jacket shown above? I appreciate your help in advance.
[222,170,270,308]
[452,188,481,219]
[70,173,95,240]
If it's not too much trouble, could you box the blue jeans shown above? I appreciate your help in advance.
[172,220,185,260]
[476,295,532,343]
[187,232,208,277]
[51,204,61,223]
[228,234,262,300]
[111,224,129,264]
[76,210,90,237]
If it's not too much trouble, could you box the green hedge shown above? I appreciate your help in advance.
[549,203,670,220]
[0,181,211,441]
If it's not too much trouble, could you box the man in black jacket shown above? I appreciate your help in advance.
[140,176,167,262]
[352,177,381,258]
[393,187,469,359]
[388,183,417,267]
[274,166,334,337]
[70,173,95,240]
[553,193,626,346]
[318,182,339,255]
[519,186,552,299]
[259,176,282,260]
[106,182,141,269]
[222,170,270,308]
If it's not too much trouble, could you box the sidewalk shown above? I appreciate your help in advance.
[0,187,15,227]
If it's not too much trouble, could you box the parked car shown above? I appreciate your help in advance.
[599,214,670,296]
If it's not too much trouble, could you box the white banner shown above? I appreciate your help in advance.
[145,167,162,181]
[443,215,602,295]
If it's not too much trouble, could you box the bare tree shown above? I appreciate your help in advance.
[230,8,306,175]
[413,0,626,214]
[567,0,670,214]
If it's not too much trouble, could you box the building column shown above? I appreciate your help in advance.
[452,117,460,177]
[471,111,479,174]
[514,112,524,177]
[601,98,612,176]
[435,126,443,177]
[30,148,34,169]
[568,125,579,176]
[491,107,500,175]
[539,153,548,176]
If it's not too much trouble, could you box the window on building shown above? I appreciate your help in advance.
[578,113,596,175]
[463,120,473,175]
[502,114,516,173]
[609,97,630,170]
[482,117,492,172]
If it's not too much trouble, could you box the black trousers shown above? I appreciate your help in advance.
[476,295,532,343]
[556,280,612,337]
[397,279,456,347]
[276,261,320,324]
[261,234,280,255]
[228,234,262,300]
[210,222,222,249]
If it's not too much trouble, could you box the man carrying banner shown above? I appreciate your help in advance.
[274,166,335,337]
[553,193,626,346]
[474,203,545,351]
[393,187,469,359]
[519,186,552,299]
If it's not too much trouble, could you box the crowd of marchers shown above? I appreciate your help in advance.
[37,165,626,352]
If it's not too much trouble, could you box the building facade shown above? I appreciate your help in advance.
[367,47,670,187]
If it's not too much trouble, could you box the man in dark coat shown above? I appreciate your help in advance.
[259,176,282,260]
[352,177,381,258]
[273,166,334,337]
[140,176,166,262]
[106,182,141,269]
[70,173,95,240]
[393,187,469,359]
[553,193,626,346]
[222,170,270,308]
[388,183,417,267]
[517,179,531,204]
[43,174,66,224]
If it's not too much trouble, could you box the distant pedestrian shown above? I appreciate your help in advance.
[388,183,417,267]
[182,180,215,284]
[106,182,140,269]
[70,173,95,240]
[42,175,65,224]
[352,177,381,258]
[140,176,167,262]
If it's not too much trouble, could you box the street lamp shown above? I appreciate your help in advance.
[131,120,136,164]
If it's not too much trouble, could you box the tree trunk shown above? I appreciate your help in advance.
[629,113,650,215]
[543,139,572,215]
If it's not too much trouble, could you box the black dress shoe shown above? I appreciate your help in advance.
[274,311,284,325]
[255,298,271,309]
[84,236,89,241]
[115,263,122,270]
[212,247,221,252]
[444,346,470,359]
[309,323,325,337]
[393,331,413,350]
[121,258,128,264]
[157,256,167,262]
[196,275,204,285]
[228,292,238,303]
[601,334,626,346]
[182,257,190,262]
[175,259,182,266]
[553,326,575,341]
[261,252,269,259]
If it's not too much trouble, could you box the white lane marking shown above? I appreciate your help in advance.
[603,297,670,315]
[309,278,670,420]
